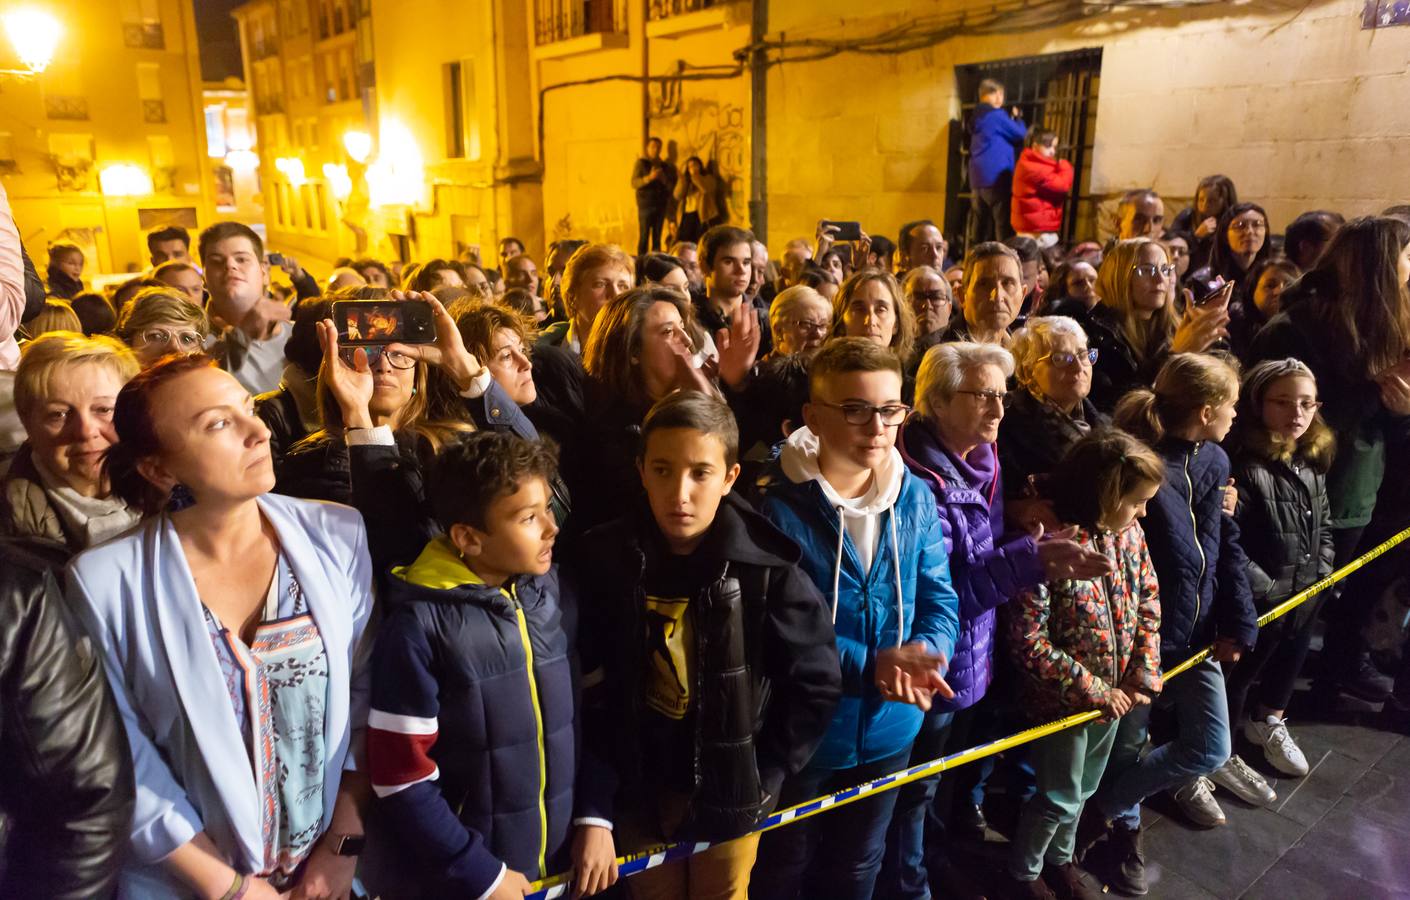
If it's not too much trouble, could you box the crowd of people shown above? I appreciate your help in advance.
[3,80,1410,900]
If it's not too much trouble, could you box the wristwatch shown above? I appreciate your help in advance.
[329,833,366,857]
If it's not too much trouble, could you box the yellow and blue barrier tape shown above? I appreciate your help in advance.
[527,523,1410,899]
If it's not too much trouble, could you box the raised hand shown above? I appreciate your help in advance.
[383,290,484,390]
[715,306,760,390]
[1171,283,1232,353]
[317,320,374,430]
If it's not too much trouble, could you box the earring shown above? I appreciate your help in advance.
[167,483,196,512]
[411,386,418,396]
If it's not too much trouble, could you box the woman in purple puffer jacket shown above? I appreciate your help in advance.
[879,342,1113,900]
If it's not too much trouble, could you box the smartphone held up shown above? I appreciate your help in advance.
[332,300,437,346]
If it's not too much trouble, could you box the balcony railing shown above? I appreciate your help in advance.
[535,0,627,44]
[123,22,165,49]
[45,95,90,121]
[648,0,724,20]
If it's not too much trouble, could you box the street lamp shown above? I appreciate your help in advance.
[342,130,372,165]
[2,8,61,75]
[99,163,153,197]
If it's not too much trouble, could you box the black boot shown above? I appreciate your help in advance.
[1330,652,1394,703]
[1104,821,1147,896]
[953,802,989,842]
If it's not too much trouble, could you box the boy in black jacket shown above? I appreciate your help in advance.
[570,392,842,899]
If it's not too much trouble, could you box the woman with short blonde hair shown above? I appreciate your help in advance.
[3,332,142,553]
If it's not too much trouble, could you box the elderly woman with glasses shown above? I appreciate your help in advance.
[1,332,143,556]
[999,316,1111,532]
[114,287,210,367]
[882,341,1111,897]
[767,284,833,359]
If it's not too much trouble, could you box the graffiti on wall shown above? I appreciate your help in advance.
[653,92,750,226]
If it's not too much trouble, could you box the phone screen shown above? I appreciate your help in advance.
[343,303,405,343]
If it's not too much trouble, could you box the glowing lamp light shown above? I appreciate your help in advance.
[323,162,352,200]
[224,149,259,170]
[366,118,425,208]
[98,163,153,197]
[342,130,372,164]
[3,8,62,75]
[274,156,306,186]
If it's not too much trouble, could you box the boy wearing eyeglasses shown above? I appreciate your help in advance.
[749,337,960,900]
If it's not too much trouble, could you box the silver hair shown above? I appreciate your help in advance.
[914,341,1016,417]
[768,285,829,345]
[1010,315,1089,389]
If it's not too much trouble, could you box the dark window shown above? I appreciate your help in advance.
[444,61,465,158]
[945,48,1103,250]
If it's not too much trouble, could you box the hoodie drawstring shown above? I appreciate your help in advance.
[831,505,845,624]
[830,502,905,650]
[888,510,904,649]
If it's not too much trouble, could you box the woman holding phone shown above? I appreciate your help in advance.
[1071,238,1231,412]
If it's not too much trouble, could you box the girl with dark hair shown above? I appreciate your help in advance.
[637,251,690,292]
[1249,216,1410,702]
[1002,429,1164,899]
[1187,202,1272,310]
[73,353,373,900]
[1172,174,1239,271]
[1227,256,1299,361]
[1224,359,1335,779]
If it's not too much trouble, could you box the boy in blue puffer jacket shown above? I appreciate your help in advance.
[749,338,961,900]
[365,432,610,899]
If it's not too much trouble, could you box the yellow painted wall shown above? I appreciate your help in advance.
[0,0,214,275]
[764,0,1410,245]
[534,2,753,250]
[530,0,1410,254]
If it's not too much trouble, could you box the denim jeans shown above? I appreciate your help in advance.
[749,749,911,900]
[877,710,956,900]
[1095,658,1232,828]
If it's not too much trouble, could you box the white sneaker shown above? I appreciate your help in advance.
[1171,776,1226,828]
[1210,754,1278,806]
[1244,715,1310,777]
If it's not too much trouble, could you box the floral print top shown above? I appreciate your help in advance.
[1008,521,1162,722]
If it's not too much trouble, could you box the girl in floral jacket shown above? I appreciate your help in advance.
[1002,429,1164,898]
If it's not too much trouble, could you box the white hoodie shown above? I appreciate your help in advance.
[780,426,907,638]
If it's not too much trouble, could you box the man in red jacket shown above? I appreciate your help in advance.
[1010,128,1074,248]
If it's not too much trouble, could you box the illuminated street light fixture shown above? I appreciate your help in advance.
[342,130,372,165]
[2,8,61,75]
[323,162,351,199]
[274,156,306,186]
[99,163,153,197]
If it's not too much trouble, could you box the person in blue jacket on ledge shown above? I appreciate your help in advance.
[749,338,961,900]
[969,78,1029,245]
